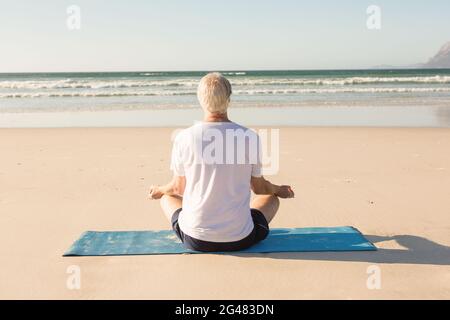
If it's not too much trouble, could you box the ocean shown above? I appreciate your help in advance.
[1,69,450,127]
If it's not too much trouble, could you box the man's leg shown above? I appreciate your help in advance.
[160,194,183,223]
[250,195,280,224]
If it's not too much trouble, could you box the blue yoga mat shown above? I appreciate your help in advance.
[63,226,376,256]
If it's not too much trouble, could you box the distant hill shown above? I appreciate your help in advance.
[424,42,450,68]
[371,41,450,69]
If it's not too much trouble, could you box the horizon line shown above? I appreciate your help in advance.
[1,67,450,75]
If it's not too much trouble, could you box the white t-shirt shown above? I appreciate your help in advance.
[170,121,262,242]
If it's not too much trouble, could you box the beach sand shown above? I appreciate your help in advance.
[0,127,449,299]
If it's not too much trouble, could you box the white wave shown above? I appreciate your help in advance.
[230,76,450,86]
[1,75,450,90]
[2,87,450,99]
[139,72,166,76]
[235,87,450,94]
[0,79,199,90]
[223,72,247,76]
[0,91,194,98]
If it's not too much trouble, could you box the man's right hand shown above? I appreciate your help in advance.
[275,185,295,198]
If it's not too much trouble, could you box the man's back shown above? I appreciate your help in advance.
[171,121,262,242]
[150,72,293,252]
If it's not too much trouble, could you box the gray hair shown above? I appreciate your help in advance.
[197,72,232,114]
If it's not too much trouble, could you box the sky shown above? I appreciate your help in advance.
[0,0,449,72]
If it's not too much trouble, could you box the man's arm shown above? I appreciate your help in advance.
[251,176,294,199]
[149,175,186,200]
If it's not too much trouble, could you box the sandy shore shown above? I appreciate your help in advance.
[0,127,449,299]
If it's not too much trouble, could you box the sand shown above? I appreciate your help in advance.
[0,127,449,299]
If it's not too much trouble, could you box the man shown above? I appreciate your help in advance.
[149,72,294,252]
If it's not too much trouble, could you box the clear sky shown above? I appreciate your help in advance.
[0,0,449,72]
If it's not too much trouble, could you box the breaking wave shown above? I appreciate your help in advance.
[2,76,450,91]
[2,87,450,99]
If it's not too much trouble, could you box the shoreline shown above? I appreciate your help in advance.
[1,105,450,128]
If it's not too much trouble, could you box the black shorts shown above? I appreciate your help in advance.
[171,208,269,252]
